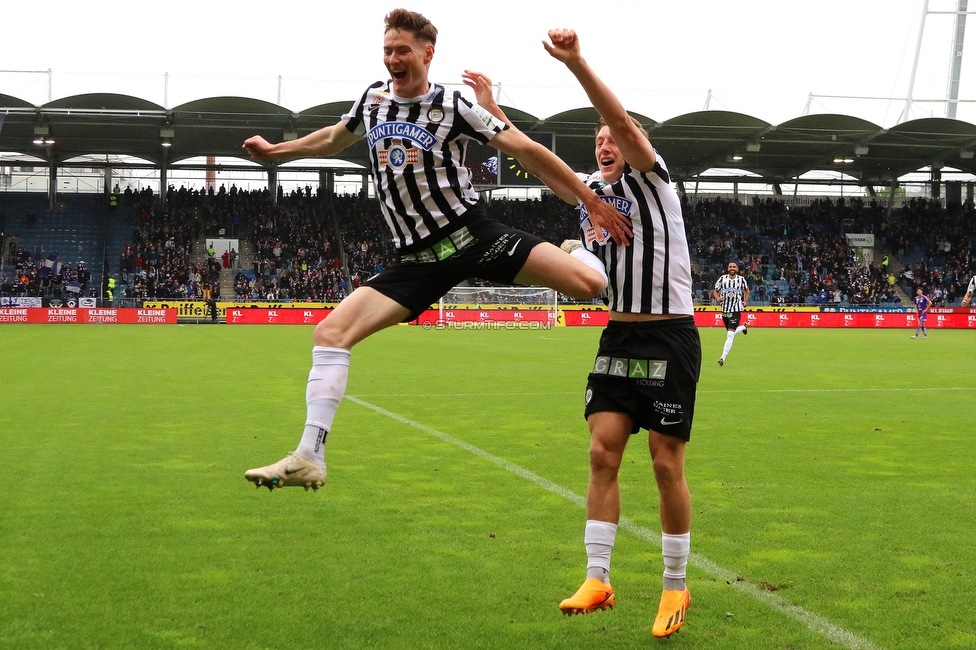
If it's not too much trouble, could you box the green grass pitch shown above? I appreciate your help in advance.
[1,323,974,649]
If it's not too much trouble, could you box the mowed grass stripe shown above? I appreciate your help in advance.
[345,394,883,650]
[2,324,974,649]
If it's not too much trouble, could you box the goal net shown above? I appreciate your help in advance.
[436,286,558,327]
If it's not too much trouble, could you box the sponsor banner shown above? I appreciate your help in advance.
[43,297,84,308]
[61,305,972,328]
[144,301,339,318]
[562,309,610,327]
[845,233,875,247]
[821,306,912,313]
[693,311,976,328]
[225,308,333,325]
[695,305,821,313]
[0,308,29,323]
[0,308,176,324]
[0,296,43,308]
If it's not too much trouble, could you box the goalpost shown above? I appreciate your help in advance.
[437,286,558,327]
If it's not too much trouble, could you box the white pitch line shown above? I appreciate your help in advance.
[344,394,883,650]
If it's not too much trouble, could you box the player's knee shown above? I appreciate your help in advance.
[652,455,683,485]
[571,268,607,299]
[313,318,346,349]
[589,441,621,476]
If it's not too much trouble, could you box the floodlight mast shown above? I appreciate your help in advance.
[947,0,968,118]
[900,0,930,124]
[900,0,974,123]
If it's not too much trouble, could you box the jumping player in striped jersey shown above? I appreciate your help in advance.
[468,27,700,638]
[241,10,628,495]
[711,262,750,366]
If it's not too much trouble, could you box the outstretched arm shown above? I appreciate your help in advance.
[243,121,360,162]
[462,70,631,245]
[462,70,577,206]
[544,29,656,173]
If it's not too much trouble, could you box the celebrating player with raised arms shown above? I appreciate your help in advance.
[462,27,700,639]
[241,9,628,495]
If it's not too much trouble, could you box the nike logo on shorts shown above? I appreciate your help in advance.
[660,417,683,426]
[507,238,522,256]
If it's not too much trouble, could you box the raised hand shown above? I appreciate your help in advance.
[242,135,274,161]
[543,28,582,64]
[461,70,495,108]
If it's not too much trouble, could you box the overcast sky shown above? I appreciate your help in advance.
[1,0,973,128]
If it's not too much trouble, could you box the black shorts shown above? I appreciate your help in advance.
[584,317,701,441]
[365,213,546,320]
[722,311,741,330]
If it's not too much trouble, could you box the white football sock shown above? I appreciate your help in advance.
[570,247,609,290]
[294,346,350,463]
[662,531,690,590]
[584,520,618,583]
[721,330,736,360]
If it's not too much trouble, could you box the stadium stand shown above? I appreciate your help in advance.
[2,188,973,307]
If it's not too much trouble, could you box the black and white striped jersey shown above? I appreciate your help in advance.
[342,81,506,250]
[580,157,694,315]
[714,274,749,313]
[968,275,976,296]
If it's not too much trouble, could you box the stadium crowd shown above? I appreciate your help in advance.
[883,197,975,305]
[683,195,905,305]
[115,187,212,302]
[0,239,94,300]
[2,186,974,307]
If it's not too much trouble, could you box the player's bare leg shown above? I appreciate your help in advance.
[245,288,410,491]
[515,242,606,299]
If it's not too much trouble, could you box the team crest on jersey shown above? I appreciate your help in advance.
[367,121,437,170]
[578,195,632,245]
[377,140,420,170]
[427,108,444,123]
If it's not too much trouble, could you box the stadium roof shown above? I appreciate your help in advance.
[3,92,976,187]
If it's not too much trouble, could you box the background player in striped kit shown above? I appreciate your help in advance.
[711,261,750,366]
[240,10,629,495]
[468,27,701,638]
[961,274,976,307]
